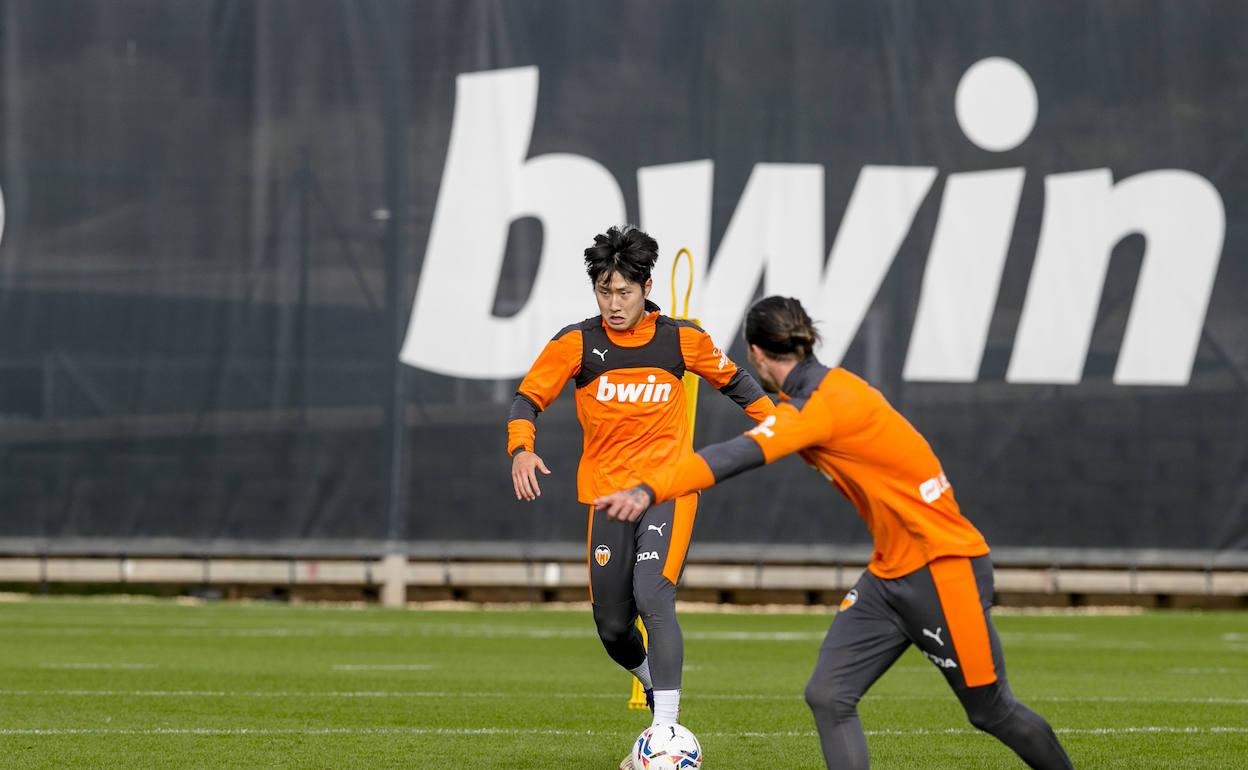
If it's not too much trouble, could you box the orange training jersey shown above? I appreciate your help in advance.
[642,358,988,578]
[507,300,774,503]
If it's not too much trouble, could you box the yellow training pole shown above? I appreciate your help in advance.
[627,620,651,709]
[629,248,701,710]
[670,248,703,433]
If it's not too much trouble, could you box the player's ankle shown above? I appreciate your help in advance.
[651,688,680,725]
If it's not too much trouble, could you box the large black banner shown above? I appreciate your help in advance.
[0,1,1244,566]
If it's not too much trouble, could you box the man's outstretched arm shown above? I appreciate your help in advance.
[593,432,765,521]
[595,400,835,520]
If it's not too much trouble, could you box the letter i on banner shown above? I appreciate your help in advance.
[628,248,700,711]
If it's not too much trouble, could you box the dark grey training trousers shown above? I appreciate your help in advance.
[806,555,1074,769]
[587,495,696,691]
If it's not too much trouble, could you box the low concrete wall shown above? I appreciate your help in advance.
[2,556,1246,609]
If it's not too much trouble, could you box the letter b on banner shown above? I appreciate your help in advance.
[401,67,625,378]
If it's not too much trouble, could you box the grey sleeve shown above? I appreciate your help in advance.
[718,369,769,410]
[508,392,540,423]
[698,434,766,483]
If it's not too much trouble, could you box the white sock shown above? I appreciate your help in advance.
[629,659,653,690]
[651,689,680,725]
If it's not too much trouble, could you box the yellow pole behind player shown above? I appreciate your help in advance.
[671,249,703,419]
[629,248,700,710]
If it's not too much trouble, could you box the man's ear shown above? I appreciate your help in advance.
[643,277,653,298]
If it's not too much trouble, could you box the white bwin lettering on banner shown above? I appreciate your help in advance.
[400,58,1225,386]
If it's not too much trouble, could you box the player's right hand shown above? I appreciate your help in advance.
[593,486,654,522]
[511,451,551,501]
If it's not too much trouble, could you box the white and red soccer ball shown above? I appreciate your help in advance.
[631,723,703,769]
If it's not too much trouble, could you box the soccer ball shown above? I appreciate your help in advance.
[631,723,703,769]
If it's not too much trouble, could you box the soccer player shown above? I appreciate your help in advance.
[507,226,774,741]
[594,297,1075,770]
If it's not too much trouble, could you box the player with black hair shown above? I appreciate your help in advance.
[506,226,774,751]
[596,296,1075,770]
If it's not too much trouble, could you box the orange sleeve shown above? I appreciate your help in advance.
[506,420,537,458]
[746,400,835,464]
[743,395,776,424]
[519,330,582,410]
[643,452,718,503]
[506,329,582,456]
[678,324,738,387]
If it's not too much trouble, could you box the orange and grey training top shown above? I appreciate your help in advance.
[640,357,989,579]
[507,300,774,503]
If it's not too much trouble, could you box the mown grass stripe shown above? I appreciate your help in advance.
[0,726,1244,737]
[0,690,1244,705]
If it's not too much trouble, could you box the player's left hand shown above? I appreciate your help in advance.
[594,486,653,522]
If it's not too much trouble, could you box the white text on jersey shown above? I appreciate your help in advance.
[595,374,673,403]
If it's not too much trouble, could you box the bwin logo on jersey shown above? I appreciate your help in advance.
[596,374,673,403]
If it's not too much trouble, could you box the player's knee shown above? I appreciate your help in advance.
[591,608,634,647]
[966,702,1007,733]
[963,683,1018,733]
[804,677,859,723]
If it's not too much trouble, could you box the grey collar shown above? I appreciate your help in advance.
[780,357,827,399]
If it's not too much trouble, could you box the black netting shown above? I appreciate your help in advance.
[0,1,1244,565]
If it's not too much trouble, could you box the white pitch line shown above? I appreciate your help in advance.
[0,690,476,698]
[996,632,1083,642]
[0,690,797,700]
[0,690,1244,706]
[875,694,1248,706]
[13,622,1235,651]
[385,625,827,642]
[331,663,433,672]
[38,663,158,671]
[0,726,1245,738]
[2,623,826,642]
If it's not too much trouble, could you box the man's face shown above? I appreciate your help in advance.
[595,272,651,331]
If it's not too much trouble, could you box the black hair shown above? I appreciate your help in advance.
[583,225,659,287]
[745,296,821,360]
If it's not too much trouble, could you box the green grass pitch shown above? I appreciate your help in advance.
[0,597,1245,768]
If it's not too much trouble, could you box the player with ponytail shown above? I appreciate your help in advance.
[596,296,1074,770]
